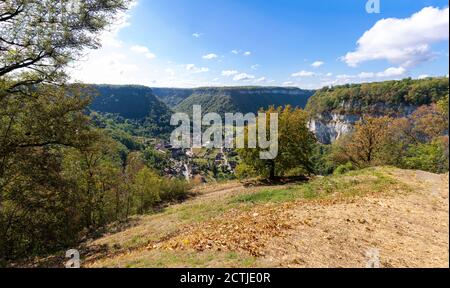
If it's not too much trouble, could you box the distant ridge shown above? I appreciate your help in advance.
[154,86,315,115]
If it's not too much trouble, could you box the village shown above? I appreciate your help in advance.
[153,140,238,183]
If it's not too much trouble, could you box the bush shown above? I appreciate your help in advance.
[235,163,258,180]
[334,162,356,175]
[132,167,161,213]
[403,139,449,173]
[159,179,190,202]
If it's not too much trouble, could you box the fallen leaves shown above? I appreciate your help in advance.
[149,204,295,257]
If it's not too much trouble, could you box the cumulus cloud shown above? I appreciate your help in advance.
[233,73,255,81]
[311,61,324,68]
[186,64,209,73]
[343,7,449,68]
[376,66,406,77]
[192,32,202,38]
[222,70,239,77]
[243,51,252,56]
[231,50,240,54]
[251,64,260,70]
[255,77,267,82]
[130,45,156,59]
[291,70,316,77]
[202,53,218,60]
[358,72,375,79]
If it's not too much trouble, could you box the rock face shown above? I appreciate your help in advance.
[309,113,360,144]
[309,103,419,144]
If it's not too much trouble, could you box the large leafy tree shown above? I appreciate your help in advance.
[238,106,315,179]
[331,116,392,168]
[0,0,129,261]
[1,0,129,91]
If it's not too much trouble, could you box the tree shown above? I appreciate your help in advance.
[1,0,129,91]
[132,167,161,214]
[0,0,130,261]
[238,106,315,179]
[331,116,392,168]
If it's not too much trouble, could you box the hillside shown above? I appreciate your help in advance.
[151,88,194,107]
[20,167,448,268]
[306,77,449,116]
[88,85,174,137]
[305,77,449,143]
[174,87,314,115]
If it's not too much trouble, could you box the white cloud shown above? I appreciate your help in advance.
[186,64,210,73]
[283,81,294,86]
[418,74,430,79]
[222,70,239,77]
[311,61,324,68]
[231,50,240,54]
[243,51,252,56]
[251,64,260,70]
[202,53,218,60]
[358,72,375,79]
[233,73,255,81]
[326,72,333,77]
[130,45,156,59]
[292,70,316,77]
[376,66,406,77]
[192,32,202,38]
[255,77,267,82]
[343,7,449,68]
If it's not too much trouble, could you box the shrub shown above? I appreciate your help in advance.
[132,167,161,213]
[159,179,190,202]
[403,138,449,173]
[334,162,356,175]
[235,163,258,180]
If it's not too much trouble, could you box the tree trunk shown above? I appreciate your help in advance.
[269,160,276,180]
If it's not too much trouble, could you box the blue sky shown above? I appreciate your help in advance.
[71,0,449,89]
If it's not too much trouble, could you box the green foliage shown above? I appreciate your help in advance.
[143,147,170,174]
[334,162,356,175]
[231,167,405,204]
[310,143,335,175]
[89,85,174,138]
[151,88,194,107]
[231,187,300,203]
[437,94,449,120]
[306,77,449,115]
[159,179,191,202]
[132,167,161,213]
[238,106,316,179]
[329,103,449,174]
[1,0,128,91]
[235,163,258,180]
[403,139,449,174]
[175,87,314,116]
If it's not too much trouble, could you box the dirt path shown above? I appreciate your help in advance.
[261,170,449,268]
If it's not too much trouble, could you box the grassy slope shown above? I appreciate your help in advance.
[20,167,447,268]
[79,167,448,268]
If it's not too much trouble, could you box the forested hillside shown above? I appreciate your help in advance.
[151,88,194,107]
[89,85,174,137]
[306,77,449,116]
[175,87,314,115]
